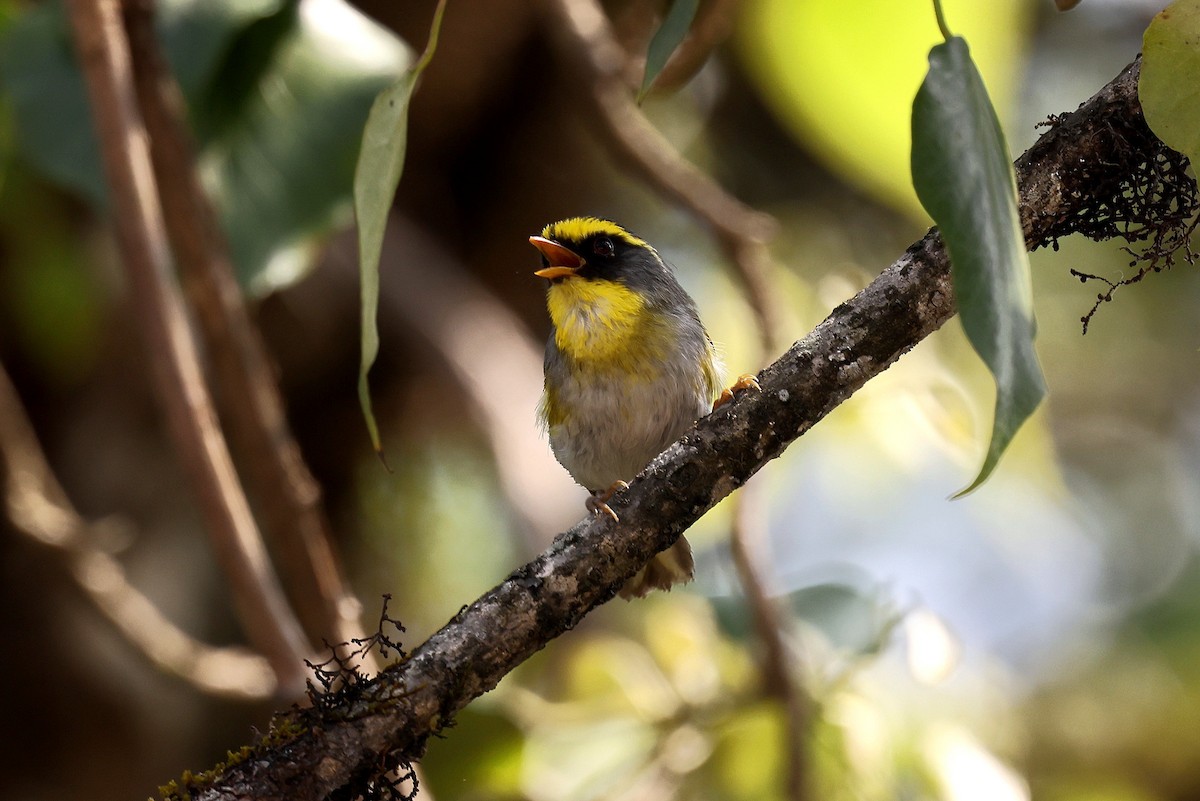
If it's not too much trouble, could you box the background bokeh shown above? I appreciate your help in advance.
[2,0,1199,800]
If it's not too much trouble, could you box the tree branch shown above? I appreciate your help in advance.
[0,361,276,700]
[66,0,310,696]
[169,58,1159,800]
[640,0,741,97]
[119,0,368,654]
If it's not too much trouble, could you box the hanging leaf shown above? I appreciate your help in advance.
[637,0,699,103]
[354,0,448,459]
[1140,0,1200,167]
[911,34,1046,496]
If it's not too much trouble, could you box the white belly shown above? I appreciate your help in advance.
[547,362,711,491]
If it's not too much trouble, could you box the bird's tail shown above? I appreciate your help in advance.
[619,536,694,599]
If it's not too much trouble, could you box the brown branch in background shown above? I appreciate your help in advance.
[119,0,369,655]
[547,0,785,354]
[728,480,810,801]
[0,363,276,700]
[171,57,1159,801]
[66,0,309,697]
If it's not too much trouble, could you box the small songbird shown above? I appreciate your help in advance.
[531,217,753,599]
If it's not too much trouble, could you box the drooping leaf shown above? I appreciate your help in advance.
[911,36,1046,495]
[354,0,447,457]
[637,0,699,103]
[1140,0,1200,167]
[0,0,410,292]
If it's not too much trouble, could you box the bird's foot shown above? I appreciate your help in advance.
[714,374,761,410]
[586,480,629,522]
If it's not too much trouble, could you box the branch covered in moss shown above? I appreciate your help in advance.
[170,58,1194,801]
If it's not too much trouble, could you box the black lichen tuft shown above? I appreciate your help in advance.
[303,595,420,800]
[1034,111,1199,333]
[306,593,408,709]
[159,595,419,801]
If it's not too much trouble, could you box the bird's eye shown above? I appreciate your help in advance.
[592,237,615,258]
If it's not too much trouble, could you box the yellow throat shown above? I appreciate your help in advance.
[546,276,648,363]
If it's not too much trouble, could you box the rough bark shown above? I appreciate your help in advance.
[173,58,1179,801]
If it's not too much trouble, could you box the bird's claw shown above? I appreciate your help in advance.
[587,480,629,522]
[714,374,761,410]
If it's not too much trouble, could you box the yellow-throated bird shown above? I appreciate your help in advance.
[531,217,754,599]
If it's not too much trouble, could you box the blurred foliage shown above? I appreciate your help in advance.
[1140,0,1200,166]
[3,1,1200,801]
[737,0,1034,217]
[637,0,698,102]
[0,166,104,385]
[0,0,410,292]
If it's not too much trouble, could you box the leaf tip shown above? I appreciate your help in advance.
[949,477,985,500]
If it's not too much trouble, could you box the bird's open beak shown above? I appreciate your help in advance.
[530,236,584,280]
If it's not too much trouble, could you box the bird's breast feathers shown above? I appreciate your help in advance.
[542,352,716,491]
[545,277,650,363]
[540,319,722,490]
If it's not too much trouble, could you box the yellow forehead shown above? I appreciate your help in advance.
[540,217,649,249]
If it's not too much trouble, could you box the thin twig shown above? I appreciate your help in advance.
[547,0,785,355]
[66,0,309,697]
[118,0,369,656]
[728,480,809,801]
[0,362,276,700]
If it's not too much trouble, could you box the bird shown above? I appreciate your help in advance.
[530,216,756,599]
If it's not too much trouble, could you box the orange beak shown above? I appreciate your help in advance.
[530,236,585,280]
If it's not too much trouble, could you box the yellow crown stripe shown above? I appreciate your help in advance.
[541,217,650,250]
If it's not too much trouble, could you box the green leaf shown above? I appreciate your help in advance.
[637,0,699,103]
[0,0,410,292]
[201,0,411,292]
[1140,0,1200,167]
[0,1,107,205]
[354,0,447,457]
[911,36,1046,496]
[156,0,288,105]
[0,0,288,208]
